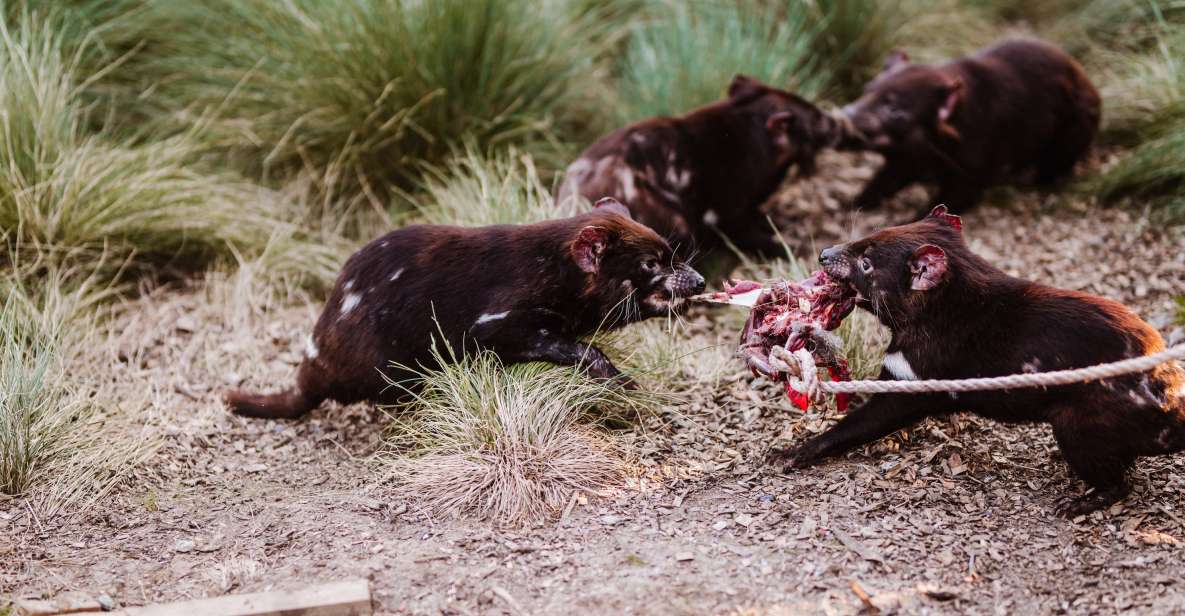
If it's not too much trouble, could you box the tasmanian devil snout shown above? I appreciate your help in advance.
[772,205,1185,518]
[225,197,703,420]
[839,39,1101,214]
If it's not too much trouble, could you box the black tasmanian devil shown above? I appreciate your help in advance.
[840,39,1101,213]
[770,206,1185,517]
[558,75,847,256]
[226,198,705,419]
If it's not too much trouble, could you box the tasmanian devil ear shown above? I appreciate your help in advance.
[728,74,764,100]
[765,111,796,133]
[936,77,964,139]
[882,49,910,74]
[909,244,948,291]
[593,196,632,220]
[571,226,611,274]
[927,204,963,232]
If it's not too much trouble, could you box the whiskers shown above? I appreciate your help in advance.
[608,287,643,326]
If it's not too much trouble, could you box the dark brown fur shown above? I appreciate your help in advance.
[840,39,1101,213]
[771,207,1185,517]
[226,199,704,419]
[558,75,844,256]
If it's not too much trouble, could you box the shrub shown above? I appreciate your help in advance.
[616,0,828,121]
[136,0,615,205]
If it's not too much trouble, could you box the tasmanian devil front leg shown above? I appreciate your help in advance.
[770,388,953,470]
[505,328,623,381]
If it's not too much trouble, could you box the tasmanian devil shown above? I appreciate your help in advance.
[770,206,1185,517]
[840,39,1101,213]
[558,75,847,256]
[226,198,705,419]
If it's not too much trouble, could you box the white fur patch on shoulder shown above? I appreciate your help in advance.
[343,279,355,291]
[475,311,510,326]
[883,351,918,381]
[615,167,637,202]
[340,293,361,317]
[304,335,318,359]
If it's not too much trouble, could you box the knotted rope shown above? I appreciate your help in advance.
[774,343,1185,404]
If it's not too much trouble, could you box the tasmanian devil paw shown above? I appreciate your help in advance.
[1054,487,1127,519]
[767,444,821,472]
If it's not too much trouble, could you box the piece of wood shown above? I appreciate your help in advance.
[66,579,371,616]
[15,593,103,616]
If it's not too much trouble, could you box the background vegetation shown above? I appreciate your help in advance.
[2,0,1181,519]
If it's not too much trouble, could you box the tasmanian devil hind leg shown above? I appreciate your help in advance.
[1050,410,1135,518]
[770,389,953,470]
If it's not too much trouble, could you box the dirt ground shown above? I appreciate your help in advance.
[4,153,1185,615]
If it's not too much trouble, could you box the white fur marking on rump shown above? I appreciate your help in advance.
[304,336,318,359]
[883,351,918,381]
[340,293,361,317]
[389,267,405,282]
[343,279,355,291]
[475,311,510,325]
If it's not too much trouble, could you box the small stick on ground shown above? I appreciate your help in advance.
[849,579,879,614]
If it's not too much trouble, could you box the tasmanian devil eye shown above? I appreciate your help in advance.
[642,258,660,273]
[859,256,874,274]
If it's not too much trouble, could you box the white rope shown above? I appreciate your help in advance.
[783,343,1185,399]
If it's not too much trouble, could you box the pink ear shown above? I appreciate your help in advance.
[938,78,963,124]
[572,226,610,274]
[927,204,962,232]
[910,244,948,291]
[882,50,910,74]
[593,197,632,220]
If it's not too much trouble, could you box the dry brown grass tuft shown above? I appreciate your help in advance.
[376,345,647,525]
[0,263,156,518]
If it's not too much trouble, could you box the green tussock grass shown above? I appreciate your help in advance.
[616,0,828,121]
[0,11,345,290]
[134,0,616,208]
[1087,9,1185,221]
[411,147,581,227]
[377,338,654,524]
[811,0,903,99]
[0,264,154,517]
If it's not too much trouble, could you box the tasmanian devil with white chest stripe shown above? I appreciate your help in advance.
[558,75,847,256]
[226,198,704,419]
[770,206,1185,517]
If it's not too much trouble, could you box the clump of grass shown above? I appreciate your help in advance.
[0,264,153,517]
[810,0,903,99]
[1089,22,1185,220]
[0,12,344,288]
[138,0,615,206]
[616,0,828,121]
[377,340,649,524]
[889,0,1001,63]
[411,147,581,227]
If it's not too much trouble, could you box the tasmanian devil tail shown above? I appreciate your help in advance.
[225,387,319,420]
